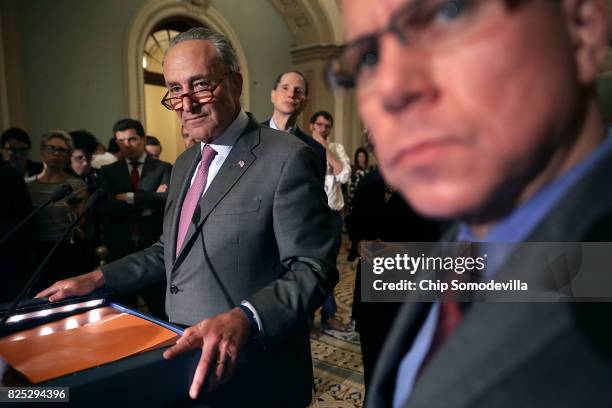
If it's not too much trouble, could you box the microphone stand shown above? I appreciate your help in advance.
[0,190,106,334]
[0,183,73,248]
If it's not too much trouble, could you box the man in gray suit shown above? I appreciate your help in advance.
[37,27,339,407]
[329,0,612,406]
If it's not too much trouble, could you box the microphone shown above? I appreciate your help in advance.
[0,189,107,333]
[50,183,74,203]
[0,183,74,247]
[84,189,107,210]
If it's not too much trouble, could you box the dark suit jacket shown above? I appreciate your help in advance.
[262,119,326,179]
[346,170,440,385]
[101,117,340,407]
[25,160,43,178]
[367,147,612,407]
[0,161,32,302]
[97,155,172,261]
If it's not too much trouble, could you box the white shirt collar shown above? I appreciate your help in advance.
[128,152,147,165]
[200,109,249,151]
[269,117,297,135]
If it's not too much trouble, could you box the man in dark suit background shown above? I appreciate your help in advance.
[38,27,339,407]
[346,169,440,389]
[97,118,171,319]
[330,0,612,406]
[1,127,43,178]
[262,70,326,176]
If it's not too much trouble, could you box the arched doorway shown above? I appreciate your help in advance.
[142,19,201,163]
[125,0,250,163]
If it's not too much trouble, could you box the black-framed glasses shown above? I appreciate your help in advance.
[326,0,494,90]
[313,122,332,130]
[42,145,69,154]
[161,73,228,111]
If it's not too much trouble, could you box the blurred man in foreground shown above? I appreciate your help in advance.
[331,0,612,406]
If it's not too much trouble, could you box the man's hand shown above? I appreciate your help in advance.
[312,133,329,149]
[34,270,105,302]
[115,193,129,201]
[156,184,168,193]
[163,307,251,399]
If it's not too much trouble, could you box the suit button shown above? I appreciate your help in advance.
[170,285,179,294]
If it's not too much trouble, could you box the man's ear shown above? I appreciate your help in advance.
[230,72,243,99]
[562,0,609,84]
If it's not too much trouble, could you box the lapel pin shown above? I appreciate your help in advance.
[238,160,245,168]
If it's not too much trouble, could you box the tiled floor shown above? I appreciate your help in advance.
[310,240,365,407]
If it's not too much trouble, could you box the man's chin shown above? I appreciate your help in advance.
[397,181,481,221]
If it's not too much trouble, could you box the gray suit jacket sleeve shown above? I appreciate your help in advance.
[245,144,340,345]
[100,239,166,292]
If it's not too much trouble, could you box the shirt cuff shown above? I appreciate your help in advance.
[240,301,264,337]
[126,192,135,204]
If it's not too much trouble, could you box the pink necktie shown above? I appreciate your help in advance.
[176,145,217,256]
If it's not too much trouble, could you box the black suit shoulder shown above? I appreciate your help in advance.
[98,158,126,175]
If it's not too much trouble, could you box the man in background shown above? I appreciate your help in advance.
[1,127,43,178]
[309,110,351,332]
[97,118,171,319]
[332,0,612,406]
[263,70,326,175]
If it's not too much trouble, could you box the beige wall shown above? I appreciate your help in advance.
[2,0,294,162]
[144,84,183,163]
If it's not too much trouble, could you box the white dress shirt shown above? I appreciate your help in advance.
[189,109,249,196]
[125,152,148,205]
[324,142,351,211]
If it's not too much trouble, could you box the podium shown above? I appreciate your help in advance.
[0,295,199,406]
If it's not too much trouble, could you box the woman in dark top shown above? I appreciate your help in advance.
[26,130,89,292]
[346,146,374,214]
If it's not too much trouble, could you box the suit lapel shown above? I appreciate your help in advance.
[113,159,132,192]
[173,120,260,267]
[366,302,431,407]
[407,302,571,408]
[140,155,154,185]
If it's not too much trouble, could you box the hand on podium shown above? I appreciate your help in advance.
[34,269,105,302]
[162,307,251,399]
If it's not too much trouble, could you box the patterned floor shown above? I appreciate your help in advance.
[310,240,364,408]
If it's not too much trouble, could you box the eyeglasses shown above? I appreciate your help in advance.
[161,73,228,111]
[43,145,69,154]
[71,154,90,163]
[313,122,332,130]
[326,0,499,91]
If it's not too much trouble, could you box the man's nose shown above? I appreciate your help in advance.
[288,88,300,99]
[182,94,196,113]
[376,36,435,114]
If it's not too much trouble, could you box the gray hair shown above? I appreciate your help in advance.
[40,130,74,155]
[164,27,240,73]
